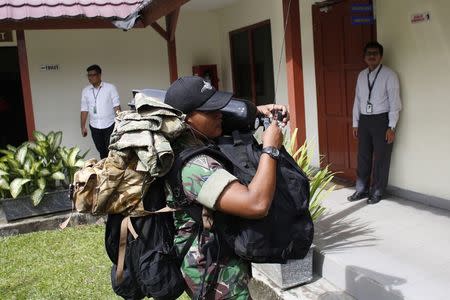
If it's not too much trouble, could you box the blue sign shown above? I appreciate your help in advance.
[351,16,374,25]
[351,4,373,12]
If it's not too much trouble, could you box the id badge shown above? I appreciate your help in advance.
[366,103,373,114]
[93,106,97,114]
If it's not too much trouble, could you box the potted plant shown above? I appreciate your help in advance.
[253,128,336,289]
[0,131,88,222]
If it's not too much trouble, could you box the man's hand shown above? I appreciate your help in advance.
[386,128,395,144]
[352,127,358,139]
[81,127,88,137]
[262,121,283,149]
[257,104,290,126]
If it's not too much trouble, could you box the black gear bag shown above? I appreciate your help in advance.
[105,178,186,300]
[167,131,314,263]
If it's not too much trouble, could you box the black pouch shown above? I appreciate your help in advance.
[138,248,185,300]
[111,264,144,300]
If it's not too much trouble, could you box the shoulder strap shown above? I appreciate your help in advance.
[165,144,233,208]
[114,205,178,284]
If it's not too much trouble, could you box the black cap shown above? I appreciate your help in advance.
[165,76,232,114]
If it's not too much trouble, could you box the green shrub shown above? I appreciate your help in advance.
[0,131,88,205]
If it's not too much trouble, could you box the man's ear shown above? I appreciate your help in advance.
[185,114,192,125]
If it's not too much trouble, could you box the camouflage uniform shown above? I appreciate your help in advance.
[166,133,251,299]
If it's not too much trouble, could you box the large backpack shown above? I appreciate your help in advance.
[104,178,185,300]
[167,131,314,264]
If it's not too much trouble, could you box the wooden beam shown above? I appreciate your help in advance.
[141,0,189,26]
[282,0,306,145]
[167,8,180,41]
[166,13,178,83]
[0,18,144,30]
[16,30,35,140]
[151,22,168,40]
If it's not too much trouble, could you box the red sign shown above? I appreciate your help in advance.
[411,12,430,24]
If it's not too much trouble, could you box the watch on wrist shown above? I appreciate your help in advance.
[390,126,395,132]
[262,146,280,160]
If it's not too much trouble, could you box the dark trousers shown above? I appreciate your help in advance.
[90,124,115,159]
[355,113,393,197]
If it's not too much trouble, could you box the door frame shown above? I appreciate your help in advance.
[16,30,35,140]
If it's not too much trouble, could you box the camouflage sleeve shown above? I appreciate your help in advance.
[181,154,237,209]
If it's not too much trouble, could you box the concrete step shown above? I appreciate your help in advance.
[0,207,103,237]
[314,187,450,300]
[250,267,355,300]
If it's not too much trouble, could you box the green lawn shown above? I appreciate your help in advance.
[0,224,189,300]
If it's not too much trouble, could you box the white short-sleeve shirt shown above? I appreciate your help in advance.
[80,81,120,129]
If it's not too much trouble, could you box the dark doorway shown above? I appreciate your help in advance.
[230,20,275,106]
[313,0,376,181]
[0,47,28,148]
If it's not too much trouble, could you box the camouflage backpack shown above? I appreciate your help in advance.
[67,93,188,300]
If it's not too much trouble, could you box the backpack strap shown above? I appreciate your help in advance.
[116,216,136,283]
[216,131,258,182]
[114,206,177,284]
[165,145,233,209]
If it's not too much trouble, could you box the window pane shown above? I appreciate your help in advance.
[230,31,252,100]
[252,24,275,106]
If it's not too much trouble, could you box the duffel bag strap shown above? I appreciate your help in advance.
[115,206,178,283]
[116,217,134,284]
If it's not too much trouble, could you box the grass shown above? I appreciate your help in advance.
[0,224,190,300]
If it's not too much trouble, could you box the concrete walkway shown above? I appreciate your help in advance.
[313,187,450,300]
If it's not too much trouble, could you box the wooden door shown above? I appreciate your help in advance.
[312,0,376,181]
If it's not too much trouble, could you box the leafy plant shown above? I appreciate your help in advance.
[287,128,336,221]
[0,131,88,205]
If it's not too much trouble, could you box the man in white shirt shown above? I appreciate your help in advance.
[80,64,121,159]
[348,42,402,204]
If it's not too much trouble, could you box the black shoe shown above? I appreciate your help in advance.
[367,195,382,204]
[347,191,369,202]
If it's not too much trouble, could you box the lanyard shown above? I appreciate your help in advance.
[367,64,382,103]
[92,86,102,113]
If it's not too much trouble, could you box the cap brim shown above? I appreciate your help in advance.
[196,91,233,112]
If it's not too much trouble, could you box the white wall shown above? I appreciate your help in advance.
[176,12,222,83]
[25,11,221,159]
[299,0,320,167]
[376,0,450,199]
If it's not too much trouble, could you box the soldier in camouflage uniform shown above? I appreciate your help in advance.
[164,76,289,299]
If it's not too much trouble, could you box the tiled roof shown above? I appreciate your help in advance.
[0,0,145,20]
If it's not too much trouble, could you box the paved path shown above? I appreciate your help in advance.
[314,187,450,300]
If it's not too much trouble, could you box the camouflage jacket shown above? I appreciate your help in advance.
[166,132,251,300]
[73,94,186,216]
[109,92,186,175]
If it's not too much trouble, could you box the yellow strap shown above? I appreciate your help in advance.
[59,213,72,230]
[131,205,179,217]
[116,216,130,284]
[59,201,75,230]
[114,207,178,283]
[127,217,139,239]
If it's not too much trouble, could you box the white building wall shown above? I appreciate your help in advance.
[24,11,221,159]
[376,0,450,199]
